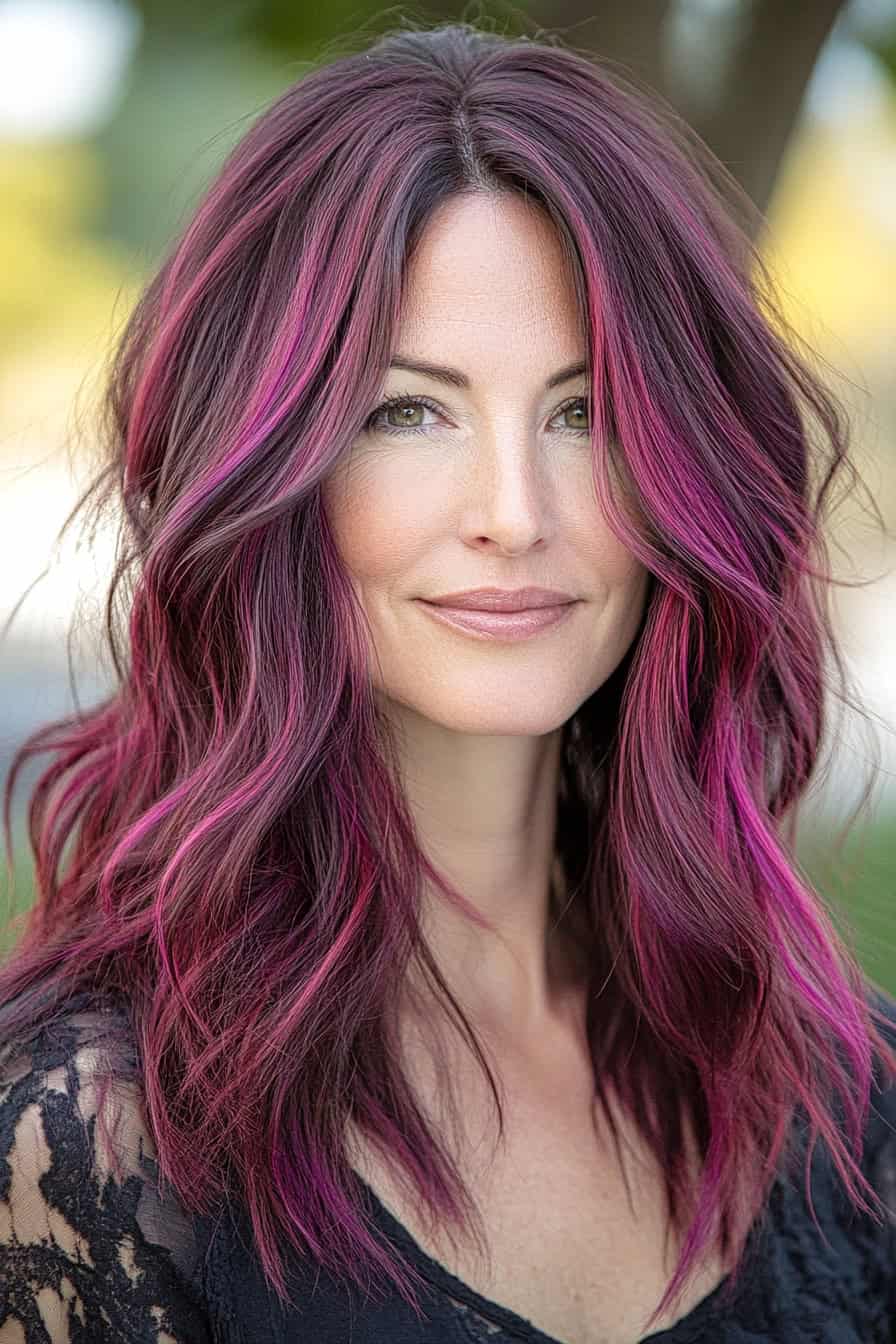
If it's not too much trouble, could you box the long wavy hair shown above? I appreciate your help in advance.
[2,17,895,1333]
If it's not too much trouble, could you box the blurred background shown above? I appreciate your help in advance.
[1,0,894,983]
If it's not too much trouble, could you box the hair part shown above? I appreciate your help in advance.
[2,16,895,1333]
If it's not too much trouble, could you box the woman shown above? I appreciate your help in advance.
[1,19,894,1344]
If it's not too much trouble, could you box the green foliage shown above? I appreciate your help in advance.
[800,816,896,999]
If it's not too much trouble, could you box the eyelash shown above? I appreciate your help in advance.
[363,391,592,439]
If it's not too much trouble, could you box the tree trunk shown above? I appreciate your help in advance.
[459,0,848,232]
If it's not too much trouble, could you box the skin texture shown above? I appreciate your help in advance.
[322,191,650,1046]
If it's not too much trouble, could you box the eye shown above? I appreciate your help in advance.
[364,393,442,436]
[554,397,591,435]
[363,393,593,438]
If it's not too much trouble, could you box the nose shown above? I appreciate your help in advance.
[461,440,555,554]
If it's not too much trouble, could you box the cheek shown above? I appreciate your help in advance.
[608,549,651,627]
[322,454,444,582]
[576,529,651,657]
[575,496,648,589]
[612,550,650,605]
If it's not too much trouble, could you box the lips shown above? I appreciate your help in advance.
[422,587,575,612]
[417,599,578,641]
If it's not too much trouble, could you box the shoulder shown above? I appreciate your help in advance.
[0,997,214,1342]
[0,997,158,1209]
[1,998,142,1154]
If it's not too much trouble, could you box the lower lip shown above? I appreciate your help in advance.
[417,600,578,640]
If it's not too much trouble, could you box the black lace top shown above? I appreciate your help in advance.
[2,988,896,1343]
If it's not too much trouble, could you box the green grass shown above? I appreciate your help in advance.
[0,840,43,959]
[799,815,896,998]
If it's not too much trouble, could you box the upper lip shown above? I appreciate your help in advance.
[422,587,576,612]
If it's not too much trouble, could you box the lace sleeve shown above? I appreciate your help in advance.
[0,1006,214,1342]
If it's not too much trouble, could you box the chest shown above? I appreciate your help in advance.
[345,1020,730,1344]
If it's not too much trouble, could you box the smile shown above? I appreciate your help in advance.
[416,600,578,641]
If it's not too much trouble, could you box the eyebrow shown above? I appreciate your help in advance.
[387,356,590,391]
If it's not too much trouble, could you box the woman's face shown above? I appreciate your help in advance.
[321,191,650,738]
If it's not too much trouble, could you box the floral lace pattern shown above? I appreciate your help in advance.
[0,1003,213,1342]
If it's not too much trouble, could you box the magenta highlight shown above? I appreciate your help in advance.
[2,20,895,1333]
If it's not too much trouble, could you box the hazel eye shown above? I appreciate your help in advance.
[364,394,441,437]
[388,403,424,429]
[555,398,590,433]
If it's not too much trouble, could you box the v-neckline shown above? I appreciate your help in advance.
[350,1167,757,1344]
